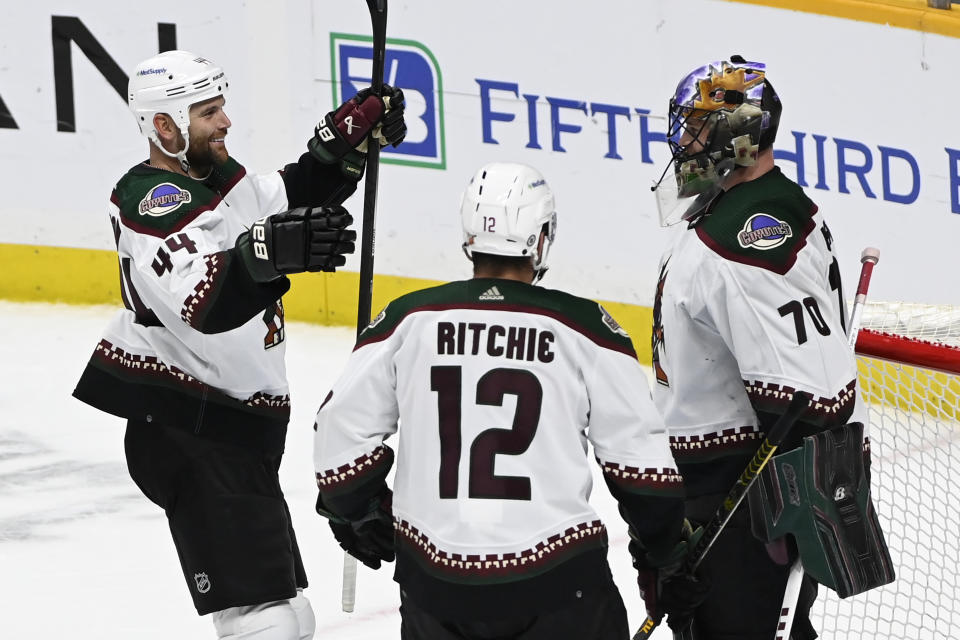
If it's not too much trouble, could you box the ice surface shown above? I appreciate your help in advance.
[0,302,669,639]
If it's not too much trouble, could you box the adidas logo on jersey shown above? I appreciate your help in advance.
[479,286,504,301]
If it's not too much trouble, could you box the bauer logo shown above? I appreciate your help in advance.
[138,183,192,217]
[331,33,445,170]
[737,213,792,250]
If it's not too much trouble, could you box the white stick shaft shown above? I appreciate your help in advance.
[341,551,357,613]
[776,559,805,640]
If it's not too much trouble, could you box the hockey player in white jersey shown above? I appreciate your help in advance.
[72,50,406,639]
[313,162,709,639]
[650,57,893,640]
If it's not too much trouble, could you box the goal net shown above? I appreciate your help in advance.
[811,302,960,639]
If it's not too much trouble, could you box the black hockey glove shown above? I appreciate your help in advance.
[317,490,395,571]
[307,85,407,179]
[235,206,356,283]
[631,519,710,631]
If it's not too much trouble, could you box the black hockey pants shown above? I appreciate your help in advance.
[398,584,628,640]
[684,493,818,640]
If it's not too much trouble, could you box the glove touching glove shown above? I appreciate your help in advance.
[235,206,356,282]
[631,519,711,631]
[308,85,407,179]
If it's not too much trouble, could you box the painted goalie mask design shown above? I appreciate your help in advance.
[652,56,781,226]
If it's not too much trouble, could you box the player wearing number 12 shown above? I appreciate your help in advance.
[649,56,893,640]
[313,162,706,638]
[72,50,405,639]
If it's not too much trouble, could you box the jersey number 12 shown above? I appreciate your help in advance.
[430,366,541,501]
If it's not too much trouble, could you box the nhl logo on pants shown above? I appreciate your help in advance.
[194,572,211,593]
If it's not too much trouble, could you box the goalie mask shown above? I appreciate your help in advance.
[460,162,557,283]
[652,55,781,226]
[128,50,229,172]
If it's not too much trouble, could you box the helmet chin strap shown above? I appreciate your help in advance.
[149,127,192,174]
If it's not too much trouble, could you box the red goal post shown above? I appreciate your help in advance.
[858,327,960,380]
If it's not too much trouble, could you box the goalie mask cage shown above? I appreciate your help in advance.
[811,302,960,639]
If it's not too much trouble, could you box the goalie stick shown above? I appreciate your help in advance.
[632,390,813,640]
[342,0,388,614]
[772,246,880,640]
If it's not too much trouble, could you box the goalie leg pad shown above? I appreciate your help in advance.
[748,422,895,598]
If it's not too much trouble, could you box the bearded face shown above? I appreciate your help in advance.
[184,96,231,172]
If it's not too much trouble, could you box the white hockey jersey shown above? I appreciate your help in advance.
[651,167,867,494]
[314,279,683,597]
[74,156,353,445]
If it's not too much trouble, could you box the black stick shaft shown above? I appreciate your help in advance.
[356,0,387,336]
[687,390,810,572]
[631,391,812,640]
[343,0,389,614]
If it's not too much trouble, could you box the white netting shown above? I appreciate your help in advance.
[858,302,960,347]
[811,302,960,639]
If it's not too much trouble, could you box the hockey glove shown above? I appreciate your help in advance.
[317,490,395,570]
[631,519,711,631]
[235,206,356,283]
[307,85,407,179]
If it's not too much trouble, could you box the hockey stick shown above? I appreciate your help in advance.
[632,390,813,640]
[341,0,388,614]
[356,0,387,333]
[772,247,880,640]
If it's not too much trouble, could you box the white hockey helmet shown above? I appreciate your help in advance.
[460,162,557,282]
[128,50,228,171]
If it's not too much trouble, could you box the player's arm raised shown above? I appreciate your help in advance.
[281,85,406,208]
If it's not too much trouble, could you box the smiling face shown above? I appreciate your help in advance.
[185,96,231,172]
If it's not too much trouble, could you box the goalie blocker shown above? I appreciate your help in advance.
[747,422,895,598]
